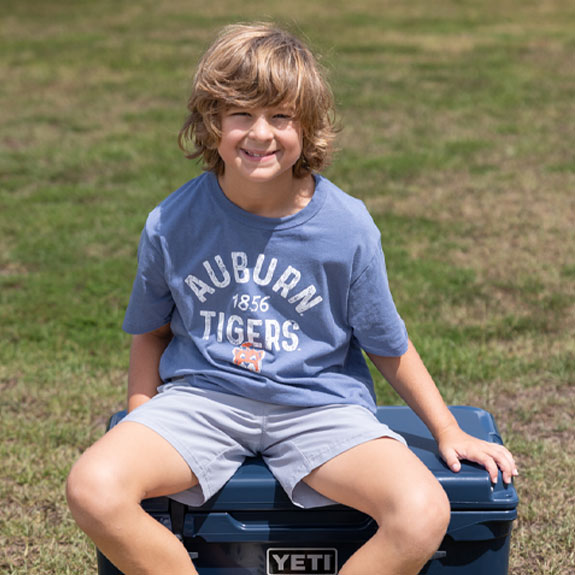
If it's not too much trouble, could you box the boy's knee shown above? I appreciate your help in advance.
[66,454,131,529]
[412,486,451,548]
[382,482,450,558]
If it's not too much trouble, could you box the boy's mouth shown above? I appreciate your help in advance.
[242,149,277,160]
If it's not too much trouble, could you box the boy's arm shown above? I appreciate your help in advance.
[368,340,518,484]
[127,323,173,412]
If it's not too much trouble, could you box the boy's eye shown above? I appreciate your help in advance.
[273,108,295,118]
[224,109,295,123]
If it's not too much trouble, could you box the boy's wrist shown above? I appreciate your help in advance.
[428,416,462,444]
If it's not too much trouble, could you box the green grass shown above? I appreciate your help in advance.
[1,1,574,573]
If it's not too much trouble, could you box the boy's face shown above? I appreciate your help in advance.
[218,105,303,187]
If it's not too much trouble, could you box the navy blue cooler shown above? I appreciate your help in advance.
[97,406,518,575]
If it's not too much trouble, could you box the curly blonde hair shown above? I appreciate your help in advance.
[178,23,336,177]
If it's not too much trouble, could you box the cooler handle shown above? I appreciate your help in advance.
[190,512,376,543]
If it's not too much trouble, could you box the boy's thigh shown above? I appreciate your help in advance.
[302,437,445,519]
[75,421,198,500]
[263,403,408,508]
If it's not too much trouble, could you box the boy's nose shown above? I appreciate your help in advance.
[249,116,273,140]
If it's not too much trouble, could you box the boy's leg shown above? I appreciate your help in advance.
[303,437,450,575]
[66,421,199,575]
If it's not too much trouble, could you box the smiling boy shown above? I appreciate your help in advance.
[66,23,517,575]
[217,106,313,216]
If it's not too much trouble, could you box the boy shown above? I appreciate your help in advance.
[66,23,517,575]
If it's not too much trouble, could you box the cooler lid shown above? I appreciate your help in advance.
[200,405,518,512]
[376,405,518,510]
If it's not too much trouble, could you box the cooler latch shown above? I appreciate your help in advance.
[168,500,199,560]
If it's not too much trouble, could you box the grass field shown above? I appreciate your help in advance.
[1,0,574,573]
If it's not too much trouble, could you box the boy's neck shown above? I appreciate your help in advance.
[217,172,315,219]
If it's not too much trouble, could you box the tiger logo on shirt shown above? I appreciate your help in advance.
[232,342,266,373]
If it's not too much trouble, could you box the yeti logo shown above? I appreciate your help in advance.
[266,548,337,575]
[232,342,265,373]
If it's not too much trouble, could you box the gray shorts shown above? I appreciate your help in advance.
[121,385,406,509]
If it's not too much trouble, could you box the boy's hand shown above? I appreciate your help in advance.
[436,426,518,484]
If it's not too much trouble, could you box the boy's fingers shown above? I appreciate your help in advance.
[454,447,498,483]
[469,445,517,484]
[490,445,519,483]
[440,447,462,473]
[481,456,500,484]
[441,441,518,484]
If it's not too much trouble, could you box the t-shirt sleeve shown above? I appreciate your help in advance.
[348,245,409,357]
[122,224,175,334]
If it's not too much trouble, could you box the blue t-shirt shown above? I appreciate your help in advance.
[123,171,408,412]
